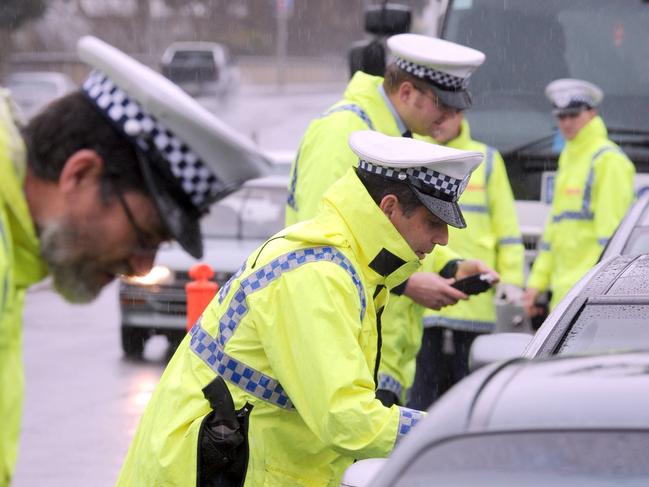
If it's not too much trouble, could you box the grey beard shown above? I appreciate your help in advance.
[39,220,113,303]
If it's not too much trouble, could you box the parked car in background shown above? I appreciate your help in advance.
[471,252,649,368]
[119,159,289,358]
[5,71,76,119]
[342,351,649,487]
[160,41,239,98]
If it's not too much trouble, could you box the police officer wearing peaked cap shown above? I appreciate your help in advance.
[117,131,483,486]
[285,32,497,407]
[525,78,635,315]
[0,36,269,485]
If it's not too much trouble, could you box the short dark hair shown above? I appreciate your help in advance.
[383,62,432,95]
[22,91,145,199]
[355,167,422,216]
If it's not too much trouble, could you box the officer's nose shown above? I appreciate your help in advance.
[128,251,157,277]
[434,223,449,246]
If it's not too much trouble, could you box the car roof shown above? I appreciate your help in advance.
[468,351,649,431]
[525,254,649,357]
[371,351,649,487]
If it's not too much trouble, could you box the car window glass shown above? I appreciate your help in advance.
[200,183,286,239]
[171,50,213,65]
[201,189,247,238]
[557,304,649,356]
[444,0,649,153]
[394,431,649,487]
[241,186,286,239]
[622,227,649,256]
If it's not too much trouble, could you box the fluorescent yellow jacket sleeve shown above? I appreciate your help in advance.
[488,150,525,286]
[592,149,636,248]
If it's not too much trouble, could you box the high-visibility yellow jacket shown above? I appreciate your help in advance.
[528,116,635,309]
[285,71,401,227]
[117,169,425,487]
[423,120,524,332]
[378,121,524,401]
[283,70,458,404]
[0,90,47,487]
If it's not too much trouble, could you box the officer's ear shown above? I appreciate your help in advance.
[379,194,400,220]
[58,149,105,196]
[397,81,416,104]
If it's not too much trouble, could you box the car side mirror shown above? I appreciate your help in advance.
[469,333,533,372]
[340,458,386,487]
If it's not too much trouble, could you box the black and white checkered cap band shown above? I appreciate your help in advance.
[82,70,223,210]
[554,95,596,109]
[395,57,467,90]
[358,159,462,199]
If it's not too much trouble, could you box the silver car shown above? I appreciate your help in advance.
[343,351,649,487]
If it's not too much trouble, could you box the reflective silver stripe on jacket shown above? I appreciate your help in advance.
[377,372,403,399]
[190,246,367,409]
[322,104,375,130]
[499,237,523,245]
[552,146,624,223]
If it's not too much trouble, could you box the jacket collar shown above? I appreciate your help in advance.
[566,115,607,151]
[316,169,420,288]
[342,72,402,136]
[445,118,472,149]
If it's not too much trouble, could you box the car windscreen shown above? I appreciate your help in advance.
[170,50,214,66]
[443,0,649,153]
[556,303,649,356]
[200,184,286,239]
[394,431,649,486]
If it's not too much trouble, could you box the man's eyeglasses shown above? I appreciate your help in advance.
[413,85,460,113]
[114,190,161,254]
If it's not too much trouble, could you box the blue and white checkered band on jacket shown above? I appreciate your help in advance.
[82,70,223,211]
[358,159,464,201]
[395,57,468,90]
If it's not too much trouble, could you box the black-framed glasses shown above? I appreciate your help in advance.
[114,190,161,254]
[413,85,460,113]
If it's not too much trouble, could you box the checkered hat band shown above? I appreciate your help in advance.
[395,57,467,90]
[358,159,461,198]
[554,96,594,110]
[82,70,223,210]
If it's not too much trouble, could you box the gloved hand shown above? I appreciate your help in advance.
[496,283,524,305]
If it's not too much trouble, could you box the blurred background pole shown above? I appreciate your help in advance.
[275,0,292,92]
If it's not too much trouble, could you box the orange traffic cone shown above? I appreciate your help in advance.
[186,263,219,332]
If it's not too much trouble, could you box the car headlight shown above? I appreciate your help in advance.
[123,265,174,286]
